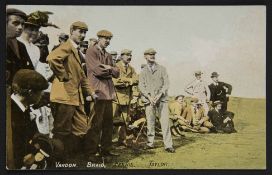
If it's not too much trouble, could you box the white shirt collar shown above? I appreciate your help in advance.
[213,81,218,85]
[11,94,27,112]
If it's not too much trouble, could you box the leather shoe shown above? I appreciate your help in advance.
[165,147,175,153]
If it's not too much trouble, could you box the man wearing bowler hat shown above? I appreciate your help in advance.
[84,29,120,162]
[47,21,95,158]
[139,48,175,153]
[208,101,236,133]
[209,72,232,112]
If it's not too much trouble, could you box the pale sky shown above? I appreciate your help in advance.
[8,5,266,98]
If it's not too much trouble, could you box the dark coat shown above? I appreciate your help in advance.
[209,81,232,102]
[6,39,34,86]
[208,109,235,133]
[11,99,37,168]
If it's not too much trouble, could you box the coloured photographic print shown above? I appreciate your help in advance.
[5,4,266,170]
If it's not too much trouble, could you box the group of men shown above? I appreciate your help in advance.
[6,7,236,169]
[169,71,236,136]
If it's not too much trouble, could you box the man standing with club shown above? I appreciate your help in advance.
[139,48,175,153]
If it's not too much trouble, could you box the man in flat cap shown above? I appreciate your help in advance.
[185,71,211,115]
[52,33,69,51]
[6,8,34,86]
[47,21,95,158]
[84,29,120,162]
[181,98,214,133]
[110,51,120,64]
[112,49,138,147]
[89,37,98,47]
[6,8,34,169]
[139,48,175,153]
[208,101,236,133]
[208,72,232,112]
[10,69,48,168]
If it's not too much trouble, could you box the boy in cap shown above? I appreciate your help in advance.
[47,21,95,158]
[112,49,138,147]
[185,71,211,115]
[84,29,120,162]
[209,72,232,112]
[6,8,35,86]
[139,48,175,153]
[10,69,48,168]
[208,101,236,133]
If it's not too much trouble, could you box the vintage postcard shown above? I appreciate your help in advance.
[5,4,266,170]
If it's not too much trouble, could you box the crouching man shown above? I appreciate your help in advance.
[10,69,49,168]
[182,98,214,133]
[208,101,237,133]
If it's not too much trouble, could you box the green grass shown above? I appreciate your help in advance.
[65,97,266,169]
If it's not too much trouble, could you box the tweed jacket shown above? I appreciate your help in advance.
[47,39,94,106]
[112,61,138,105]
[85,45,120,100]
[139,63,169,103]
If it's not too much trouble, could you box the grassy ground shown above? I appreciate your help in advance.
[65,97,266,169]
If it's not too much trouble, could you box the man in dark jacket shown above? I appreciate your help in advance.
[208,101,236,133]
[6,8,34,169]
[6,8,34,86]
[209,72,232,112]
[10,69,48,168]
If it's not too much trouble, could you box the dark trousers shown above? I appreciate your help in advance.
[51,102,88,156]
[51,103,75,138]
[84,100,113,155]
[12,119,37,168]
